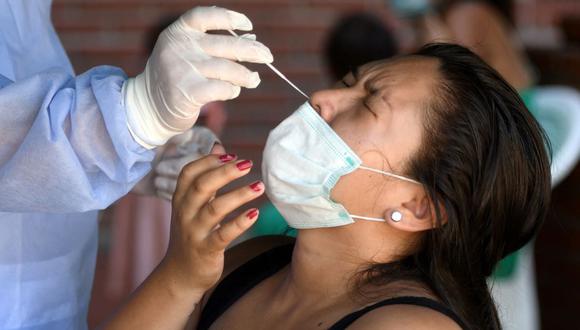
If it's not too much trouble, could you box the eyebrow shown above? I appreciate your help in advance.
[355,66,379,92]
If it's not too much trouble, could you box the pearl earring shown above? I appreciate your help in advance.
[391,210,403,222]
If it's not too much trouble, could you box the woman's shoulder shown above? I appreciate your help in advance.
[345,301,463,330]
[339,282,464,330]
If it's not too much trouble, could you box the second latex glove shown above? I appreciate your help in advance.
[124,6,273,148]
[130,126,220,198]
[153,127,223,200]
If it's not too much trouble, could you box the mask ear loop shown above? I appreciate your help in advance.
[349,166,422,222]
[359,165,421,185]
[350,214,385,222]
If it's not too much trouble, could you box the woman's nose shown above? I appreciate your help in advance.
[310,89,341,122]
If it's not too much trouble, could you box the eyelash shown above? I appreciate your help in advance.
[363,100,377,117]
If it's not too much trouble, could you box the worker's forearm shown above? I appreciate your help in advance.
[0,67,154,213]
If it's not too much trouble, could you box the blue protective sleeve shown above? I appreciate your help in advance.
[0,74,10,88]
[0,66,155,213]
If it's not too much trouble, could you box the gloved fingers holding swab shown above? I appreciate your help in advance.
[124,6,273,148]
[195,58,261,88]
[188,79,242,104]
[239,33,257,41]
[180,6,253,32]
[197,33,273,64]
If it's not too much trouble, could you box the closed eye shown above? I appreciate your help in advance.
[363,99,378,118]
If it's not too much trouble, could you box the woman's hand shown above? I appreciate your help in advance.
[101,150,263,329]
[157,153,264,296]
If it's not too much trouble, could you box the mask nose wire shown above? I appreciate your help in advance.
[227,30,310,100]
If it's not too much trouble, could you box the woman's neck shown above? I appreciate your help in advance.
[275,224,416,306]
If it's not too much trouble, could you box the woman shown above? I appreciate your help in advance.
[102,44,550,330]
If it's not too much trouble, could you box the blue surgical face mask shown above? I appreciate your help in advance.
[262,102,421,229]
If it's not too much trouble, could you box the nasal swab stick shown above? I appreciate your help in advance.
[227,29,309,99]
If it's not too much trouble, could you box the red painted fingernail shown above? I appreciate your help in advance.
[236,160,253,171]
[249,181,263,192]
[247,208,259,220]
[219,154,236,163]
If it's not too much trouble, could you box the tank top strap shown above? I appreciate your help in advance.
[328,296,467,330]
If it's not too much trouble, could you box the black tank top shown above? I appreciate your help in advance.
[197,244,467,329]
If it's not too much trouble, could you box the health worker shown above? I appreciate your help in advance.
[0,3,272,329]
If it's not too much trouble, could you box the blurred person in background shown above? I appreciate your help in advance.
[324,13,399,82]
[390,0,535,91]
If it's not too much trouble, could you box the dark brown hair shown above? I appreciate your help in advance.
[360,43,551,330]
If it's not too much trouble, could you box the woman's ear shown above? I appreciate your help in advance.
[384,194,444,232]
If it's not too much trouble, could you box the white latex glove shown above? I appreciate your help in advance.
[155,127,224,200]
[132,126,223,200]
[123,6,273,148]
